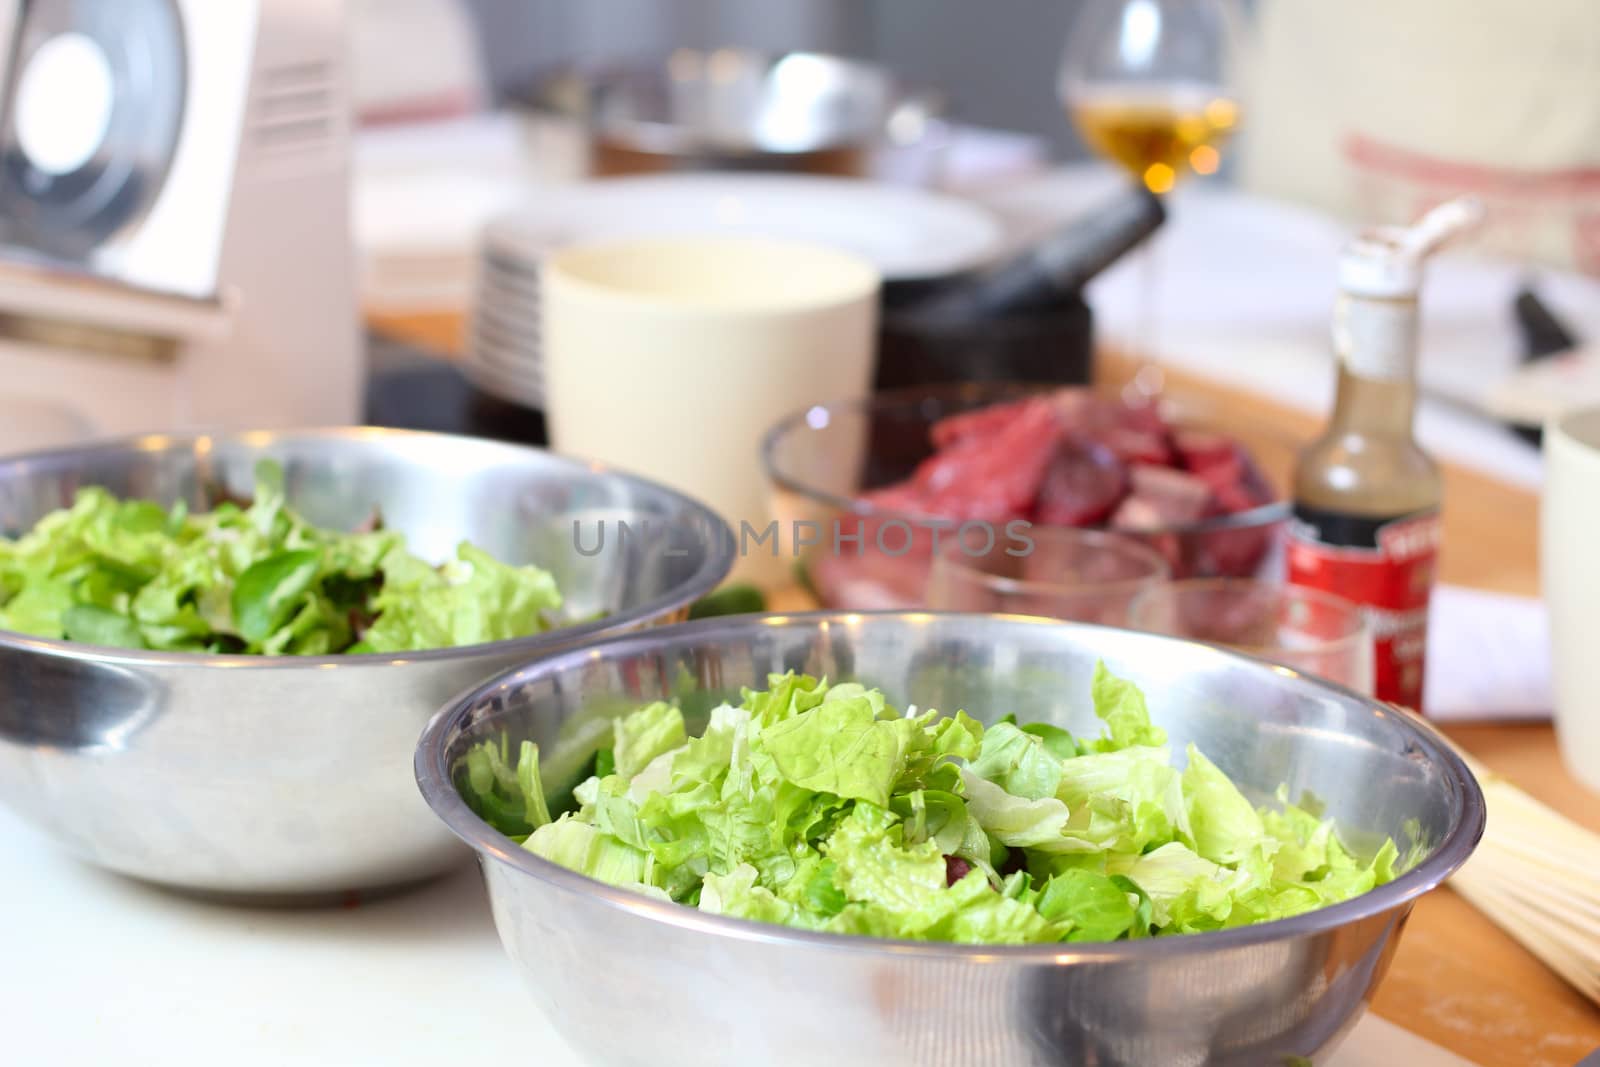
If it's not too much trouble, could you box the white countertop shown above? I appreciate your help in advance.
[2,806,1472,1066]
[3,808,576,1066]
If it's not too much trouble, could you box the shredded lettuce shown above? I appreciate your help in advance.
[457,665,1403,944]
[0,460,565,654]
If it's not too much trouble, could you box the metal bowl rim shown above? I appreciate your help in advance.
[761,382,1295,537]
[0,426,735,668]
[415,610,1486,961]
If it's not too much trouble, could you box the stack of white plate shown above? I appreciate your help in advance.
[462,220,566,411]
[461,173,1006,411]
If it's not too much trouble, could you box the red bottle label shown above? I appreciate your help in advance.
[1286,506,1440,711]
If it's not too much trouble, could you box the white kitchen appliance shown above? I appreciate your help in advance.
[0,0,361,437]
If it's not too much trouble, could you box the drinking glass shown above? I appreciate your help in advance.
[1058,0,1244,399]
[926,526,1171,625]
[1127,578,1374,694]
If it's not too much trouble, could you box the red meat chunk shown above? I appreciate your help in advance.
[1189,523,1275,579]
[1048,387,1114,429]
[1123,464,1213,525]
[929,399,1037,450]
[1109,495,1167,532]
[1213,478,1268,516]
[1097,427,1174,466]
[1036,440,1127,527]
[1173,430,1248,501]
[1113,397,1171,436]
[906,397,1064,523]
[853,391,1277,581]
[1173,429,1238,474]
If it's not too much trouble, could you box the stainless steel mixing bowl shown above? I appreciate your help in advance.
[0,428,733,898]
[417,612,1483,1067]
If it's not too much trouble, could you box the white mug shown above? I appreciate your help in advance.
[542,235,880,586]
[1542,405,1600,794]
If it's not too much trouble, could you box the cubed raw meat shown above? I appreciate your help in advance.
[1113,397,1172,437]
[1126,464,1213,525]
[909,398,1063,522]
[1188,524,1276,580]
[1048,387,1108,424]
[1213,478,1268,516]
[1096,427,1173,466]
[1110,495,1166,531]
[929,398,1037,450]
[1036,440,1127,527]
[1173,429,1239,475]
[1107,514,1183,574]
[851,391,1277,575]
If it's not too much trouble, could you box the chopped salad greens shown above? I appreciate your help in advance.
[0,460,565,655]
[458,665,1401,944]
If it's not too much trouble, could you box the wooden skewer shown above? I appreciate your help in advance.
[1386,704,1600,1007]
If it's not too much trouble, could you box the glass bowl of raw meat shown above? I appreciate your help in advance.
[762,383,1294,610]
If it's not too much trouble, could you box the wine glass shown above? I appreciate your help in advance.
[1058,0,1244,400]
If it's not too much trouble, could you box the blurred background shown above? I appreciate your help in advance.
[457,0,1092,158]
[1,0,1597,454]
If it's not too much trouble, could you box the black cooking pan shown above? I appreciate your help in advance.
[875,184,1163,391]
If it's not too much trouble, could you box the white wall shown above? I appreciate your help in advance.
[871,0,1087,158]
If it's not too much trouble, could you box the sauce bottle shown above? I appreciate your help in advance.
[1288,197,1484,710]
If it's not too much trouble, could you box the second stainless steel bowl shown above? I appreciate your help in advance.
[0,429,733,897]
[418,612,1483,1067]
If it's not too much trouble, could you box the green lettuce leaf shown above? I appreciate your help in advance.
[0,460,568,655]
[967,722,1063,801]
[522,817,661,896]
[1036,868,1142,942]
[469,667,1401,946]
[699,863,808,926]
[61,603,145,648]
[612,701,687,780]
[1054,744,1188,854]
[1182,744,1270,866]
[360,542,562,652]
[958,769,1084,853]
[458,736,551,840]
[1088,662,1168,751]
[762,694,914,807]
[824,803,949,915]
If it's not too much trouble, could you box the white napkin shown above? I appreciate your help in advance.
[1424,584,1552,721]
[1481,343,1600,426]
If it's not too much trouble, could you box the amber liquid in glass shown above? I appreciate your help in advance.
[1071,87,1240,193]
